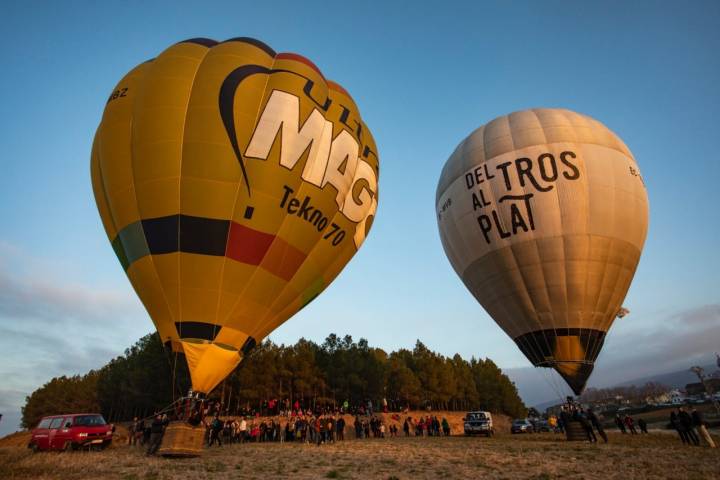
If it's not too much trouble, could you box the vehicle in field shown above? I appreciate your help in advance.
[28,413,113,452]
[463,411,494,437]
[511,418,535,434]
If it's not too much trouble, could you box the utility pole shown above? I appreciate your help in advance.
[690,366,720,416]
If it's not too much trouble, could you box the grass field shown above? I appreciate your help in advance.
[1,430,718,480]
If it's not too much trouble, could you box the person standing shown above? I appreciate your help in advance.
[577,410,597,443]
[128,417,137,446]
[637,418,648,434]
[442,417,450,436]
[135,417,145,445]
[670,410,688,444]
[586,409,607,443]
[615,414,627,434]
[691,408,716,448]
[678,407,700,446]
[624,415,637,435]
[146,414,165,455]
[208,416,223,447]
[337,416,345,441]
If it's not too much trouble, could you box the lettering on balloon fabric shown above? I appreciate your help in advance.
[279,185,347,246]
[461,151,581,244]
[243,90,378,248]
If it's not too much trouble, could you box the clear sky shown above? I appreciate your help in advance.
[1,1,719,435]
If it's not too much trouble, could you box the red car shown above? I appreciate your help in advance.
[29,413,113,452]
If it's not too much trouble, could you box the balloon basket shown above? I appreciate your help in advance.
[564,419,587,441]
[157,421,205,457]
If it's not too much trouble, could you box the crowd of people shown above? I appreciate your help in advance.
[128,397,456,454]
[669,406,715,447]
[127,413,170,455]
[127,396,717,453]
[555,399,716,448]
[199,413,454,447]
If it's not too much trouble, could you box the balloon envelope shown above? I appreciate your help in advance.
[436,109,648,394]
[92,37,378,393]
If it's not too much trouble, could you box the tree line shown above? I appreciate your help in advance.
[22,333,526,428]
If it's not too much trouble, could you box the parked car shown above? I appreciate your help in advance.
[29,413,113,452]
[511,418,535,434]
[463,411,494,437]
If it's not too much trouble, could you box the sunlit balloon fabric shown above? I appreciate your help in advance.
[91,38,379,393]
[436,109,648,394]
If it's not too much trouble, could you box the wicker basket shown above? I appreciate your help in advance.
[157,421,205,457]
[564,419,587,441]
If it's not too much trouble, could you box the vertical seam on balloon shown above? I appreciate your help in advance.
[529,109,561,364]
[93,135,120,240]
[505,112,548,368]
[249,85,345,341]
[568,109,595,370]
[176,45,215,350]
[485,115,525,344]
[211,47,278,347]
[533,109,567,368]
[125,60,180,345]
[480,161,529,355]
[587,161,617,367]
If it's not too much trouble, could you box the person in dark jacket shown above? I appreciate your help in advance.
[670,410,688,444]
[146,414,165,455]
[336,416,345,441]
[587,409,607,443]
[614,414,626,434]
[637,418,648,434]
[691,408,716,448]
[576,409,596,442]
[624,415,637,435]
[208,416,223,446]
[678,408,699,445]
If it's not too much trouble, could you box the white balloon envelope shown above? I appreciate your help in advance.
[436,108,649,394]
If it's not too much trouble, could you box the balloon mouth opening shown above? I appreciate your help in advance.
[538,361,595,396]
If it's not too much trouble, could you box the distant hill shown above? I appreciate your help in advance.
[524,363,720,411]
[615,364,718,389]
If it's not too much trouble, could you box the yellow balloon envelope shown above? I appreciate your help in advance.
[436,109,648,394]
[91,38,379,394]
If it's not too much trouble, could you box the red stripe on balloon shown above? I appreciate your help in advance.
[225,222,275,265]
[276,52,325,80]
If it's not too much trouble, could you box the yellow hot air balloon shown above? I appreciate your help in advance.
[91,37,379,394]
[436,109,648,394]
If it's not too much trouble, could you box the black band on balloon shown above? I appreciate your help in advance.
[513,328,606,366]
[178,38,219,48]
[175,322,221,341]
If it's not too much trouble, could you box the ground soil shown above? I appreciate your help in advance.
[1,413,718,479]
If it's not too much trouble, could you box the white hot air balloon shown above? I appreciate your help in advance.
[436,108,649,394]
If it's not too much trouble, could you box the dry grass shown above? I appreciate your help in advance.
[1,429,718,480]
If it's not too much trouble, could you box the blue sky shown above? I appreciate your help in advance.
[1,1,719,435]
